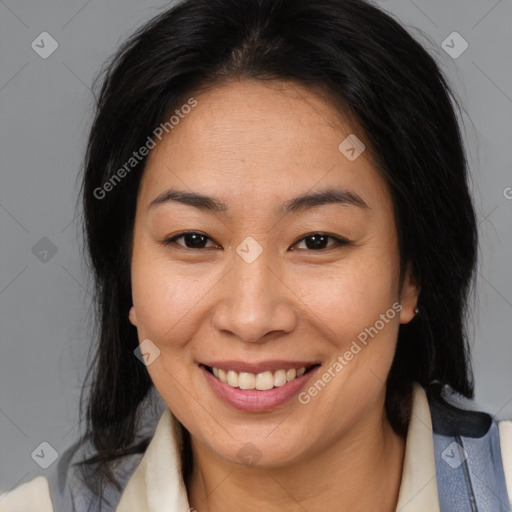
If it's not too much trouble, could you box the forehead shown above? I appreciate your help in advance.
[138,79,391,214]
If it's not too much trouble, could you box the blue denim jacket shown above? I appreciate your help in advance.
[430,392,510,511]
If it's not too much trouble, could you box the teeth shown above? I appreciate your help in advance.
[286,368,296,381]
[210,365,310,390]
[255,371,274,390]
[274,369,287,387]
[227,370,239,387]
[239,372,255,389]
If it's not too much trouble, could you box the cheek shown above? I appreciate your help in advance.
[130,241,213,344]
[290,252,400,346]
[291,261,401,425]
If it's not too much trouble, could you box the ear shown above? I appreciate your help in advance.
[129,306,138,326]
[399,264,420,324]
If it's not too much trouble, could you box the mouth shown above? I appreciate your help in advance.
[202,363,319,390]
[199,362,321,412]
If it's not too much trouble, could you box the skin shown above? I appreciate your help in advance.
[129,79,419,511]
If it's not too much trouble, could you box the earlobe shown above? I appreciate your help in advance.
[399,265,420,325]
[129,306,138,326]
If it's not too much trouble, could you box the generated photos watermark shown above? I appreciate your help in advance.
[93,97,197,200]
[298,302,402,404]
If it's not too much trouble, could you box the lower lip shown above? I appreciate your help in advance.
[200,365,320,412]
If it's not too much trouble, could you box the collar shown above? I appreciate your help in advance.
[117,383,440,512]
[395,382,440,511]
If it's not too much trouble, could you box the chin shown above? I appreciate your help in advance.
[202,430,311,468]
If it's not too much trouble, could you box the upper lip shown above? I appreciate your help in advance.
[200,360,320,374]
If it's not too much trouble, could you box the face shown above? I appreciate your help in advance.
[129,79,418,467]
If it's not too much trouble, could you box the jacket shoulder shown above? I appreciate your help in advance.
[427,387,512,510]
[0,476,54,512]
[0,441,146,512]
[499,420,512,503]
[428,389,493,437]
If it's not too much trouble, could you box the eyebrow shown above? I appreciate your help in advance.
[149,186,369,215]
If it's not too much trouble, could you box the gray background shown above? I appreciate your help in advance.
[0,0,511,493]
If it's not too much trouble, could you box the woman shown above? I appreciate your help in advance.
[1,0,511,510]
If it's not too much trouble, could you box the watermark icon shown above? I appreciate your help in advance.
[31,441,58,469]
[441,32,468,59]
[338,134,365,161]
[504,187,512,200]
[298,302,402,404]
[31,32,59,59]
[93,97,197,200]
[237,442,263,465]
[236,236,263,263]
[441,441,468,469]
[134,338,161,366]
[32,237,58,263]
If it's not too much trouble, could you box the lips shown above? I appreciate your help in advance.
[199,361,320,412]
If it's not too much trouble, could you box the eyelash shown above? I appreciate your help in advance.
[161,231,350,252]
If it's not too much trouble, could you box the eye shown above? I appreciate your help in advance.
[162,231,219,250]
[291,233,349,251]
[162,231,349,251]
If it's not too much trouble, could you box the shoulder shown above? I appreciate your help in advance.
[426,385,512,464]
[0,401,167,512]
[425,385,512,508]
[0,438,146,512]
[0,476,53,512]
[0,437,88,512]
[499,419,512,501]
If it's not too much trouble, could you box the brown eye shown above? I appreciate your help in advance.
[292,233,349,251]
[163,232,218,249]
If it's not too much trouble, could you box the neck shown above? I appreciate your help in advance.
[186,394,406,512]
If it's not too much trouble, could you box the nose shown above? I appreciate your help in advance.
[210,244,298,344]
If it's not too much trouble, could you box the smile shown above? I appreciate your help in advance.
[207,365,312,390]
[200,362,321,412]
